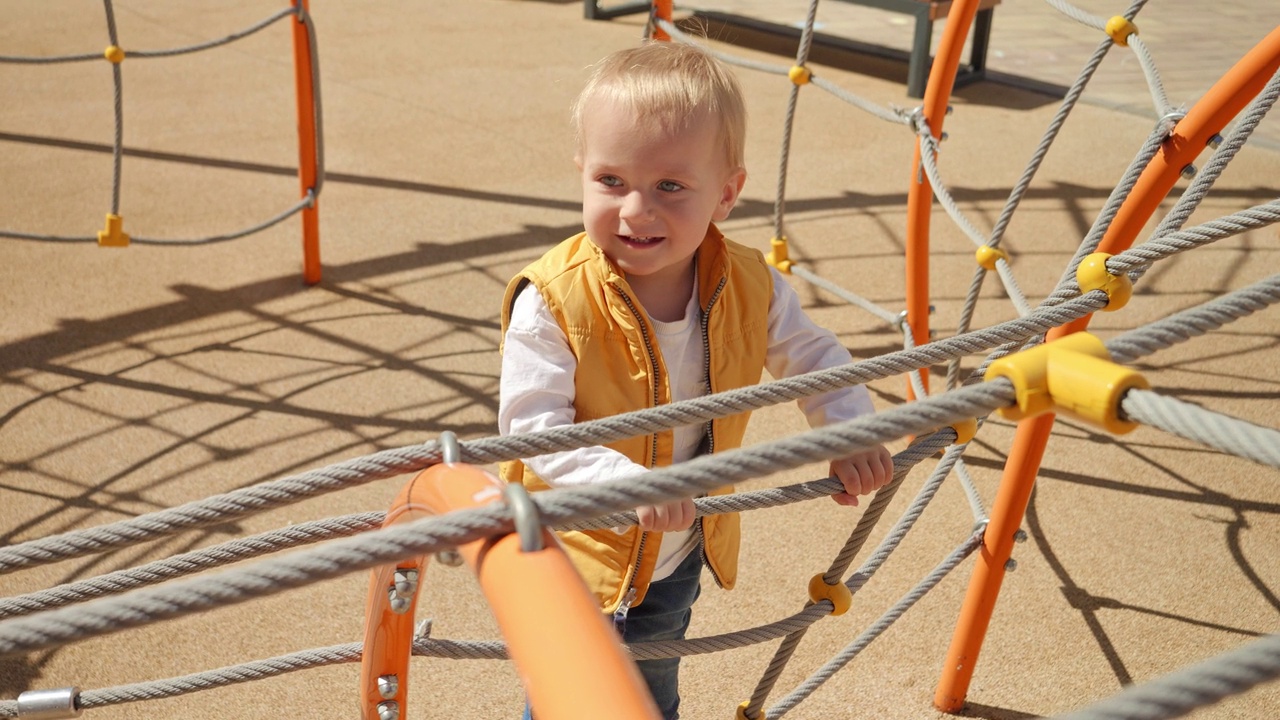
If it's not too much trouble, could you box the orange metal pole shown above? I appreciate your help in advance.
[291,0,321,285]
[650,0,674,41]
[359,463,659,720]
[934,25,1280,713]
[903,0,981,399]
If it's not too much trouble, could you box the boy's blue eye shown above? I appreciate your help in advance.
[599,175,622,187]
[657,180,683,192]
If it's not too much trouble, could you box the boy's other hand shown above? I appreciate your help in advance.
[637,498,696,531]
[830,445,893,507]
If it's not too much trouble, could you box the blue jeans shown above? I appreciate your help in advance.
[618,548,703,720]
[522,548,703,720]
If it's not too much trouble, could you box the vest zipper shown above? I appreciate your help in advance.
[697,276,728,589]
[615,285,662,608]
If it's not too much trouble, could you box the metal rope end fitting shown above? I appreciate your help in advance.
[17,688,82,719]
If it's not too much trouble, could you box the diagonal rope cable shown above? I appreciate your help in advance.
[1127,35,1174,118]
[767,531,985,717]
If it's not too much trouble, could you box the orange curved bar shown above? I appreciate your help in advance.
[359,462,660,720]
[903,0,983,399]
[290,0,321,285]
[934,26,1280,713]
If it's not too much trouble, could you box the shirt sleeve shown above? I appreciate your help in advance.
[764,266,876,427]
[498,285,649,487]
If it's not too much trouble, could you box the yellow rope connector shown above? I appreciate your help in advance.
[949,418,978,445]
[975,245,1008,271]
[97,213,130,247]
[808,574,852,616]
[104,45,126,64]
[788,65,811,86]
[985,332,1149,434]
[766,236,793,273]
[736,701,766,720]
[1105,16,1138,46]
[1076,252,1132,311]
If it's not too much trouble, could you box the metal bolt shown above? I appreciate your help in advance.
[946,104,954,115]
[1180,164,1197,179]
[939,131,949,142]
[1004,558,1018,572]
[376,700,400,720]
[393,569,418,597]
[1207,133,1224,149]
[389,591,411,615]
[1013,529,1028,544]
[377,675,399,700]
[435,549,463,567]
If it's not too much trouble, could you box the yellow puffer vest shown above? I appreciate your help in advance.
[499,225,772,613]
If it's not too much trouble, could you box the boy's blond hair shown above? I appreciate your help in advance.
[572,41,747,171]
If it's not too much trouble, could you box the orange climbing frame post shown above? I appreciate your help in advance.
[903,0,982,399]
[933,25,1280,713]
[291,0,321,285]
[359,460,660,720]
[650,0,674,40]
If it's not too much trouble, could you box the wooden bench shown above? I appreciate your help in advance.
[584,0,1002,99]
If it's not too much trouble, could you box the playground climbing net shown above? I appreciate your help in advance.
[2,0,1279,718]
[0,0,325,283]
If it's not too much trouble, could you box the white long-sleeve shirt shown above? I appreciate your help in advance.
[498,266,875,579]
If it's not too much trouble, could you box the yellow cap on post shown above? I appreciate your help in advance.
[766,237,793,273]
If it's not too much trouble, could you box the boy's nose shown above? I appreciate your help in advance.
[619,190,652,220]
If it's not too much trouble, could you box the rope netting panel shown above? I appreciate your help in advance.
[2,1,1279,719]
[0,1,324,246]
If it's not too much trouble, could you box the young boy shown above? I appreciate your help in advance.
[498,41,892,719]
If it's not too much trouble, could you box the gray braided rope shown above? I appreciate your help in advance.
[0,512,385,618]
[0,381,1017,657]
[1127,36,1173,118]
[0,294,1106,576]
[1105,274,1280,364]
[745,438,967,716]
[0,7,295,64]
[1107,201,1280,276]
[570,431,946,532]
[1121,390,1280,469]
[1049,634,1280,720]
[105,0,123,216]
[1044,0,1109,30]
[790,265,901,327]
[767,531,985,717]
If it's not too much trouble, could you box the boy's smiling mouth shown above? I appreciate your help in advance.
[621,235,664,246]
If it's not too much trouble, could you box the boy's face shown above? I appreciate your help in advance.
[576,97,746,288]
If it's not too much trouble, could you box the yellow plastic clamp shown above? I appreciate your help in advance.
[950,418,978,445]
[808,574,852,616]
[104,45,126,64]
[788,65,812,86]
[766,237,793,273]
[736,701,766,720]
[1105,16,1138,46]
[97,213,130,247]
[985,332,1149,434]
[1076,252,1132,311]
[975,245,1008,271]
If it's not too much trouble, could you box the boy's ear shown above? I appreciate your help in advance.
[574,153,584,171]
[713,166,748,222]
